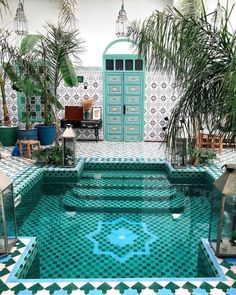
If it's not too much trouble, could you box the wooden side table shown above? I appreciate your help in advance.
[60,119,102,141]
[17,140,40,158]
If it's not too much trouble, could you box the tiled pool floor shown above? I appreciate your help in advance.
[0,141,236,294]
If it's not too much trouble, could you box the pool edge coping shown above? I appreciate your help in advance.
[6,238,227,284]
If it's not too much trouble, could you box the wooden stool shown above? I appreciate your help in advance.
[17,140,40,158]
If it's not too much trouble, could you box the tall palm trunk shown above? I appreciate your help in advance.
[25,95,31,129]
[54,108,60,145]
[54,69,60,146]
[0,73,11,126]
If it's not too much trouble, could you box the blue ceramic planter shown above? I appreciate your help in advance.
[17,128,38,140]
[36,124,56,145]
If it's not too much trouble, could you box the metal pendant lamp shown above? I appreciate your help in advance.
[211,0,224,30]
[116,0,129,38]
[14,0,28,36]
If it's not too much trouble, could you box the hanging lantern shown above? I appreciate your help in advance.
[62,124,76,167]
[116,0,129,38]
[211,0,224,31]
[0,172,17,257]
[209,164,236,257]
[14,1,28,36]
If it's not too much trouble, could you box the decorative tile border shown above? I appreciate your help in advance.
[0,239,235,295]
[12,159,85,198]
[7,238,38,282]
[4,239,226,284]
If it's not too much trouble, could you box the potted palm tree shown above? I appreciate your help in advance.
[128,0,236,164]
[3,56,41,140]
[0,0,81,146]
[19,0,83,146]
[0,29,18,146]
[19,23,83,145]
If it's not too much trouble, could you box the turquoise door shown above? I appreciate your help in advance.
[124,72,143,141]
[103,53,145,142]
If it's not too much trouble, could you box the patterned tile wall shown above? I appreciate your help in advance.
[144,71,178,141]
[0,68,178,141]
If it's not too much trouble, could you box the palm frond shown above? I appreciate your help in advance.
[0,0,10,19]
[41,22,84,89]
[58,0,78,28]
[128,2,236,153]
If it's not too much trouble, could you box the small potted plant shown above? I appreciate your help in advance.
[81,98,94,120]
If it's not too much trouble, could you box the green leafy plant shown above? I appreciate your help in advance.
[189,147,217,166]
[0,29,16,127]
[128,1,236,160]
[32,145,63,166]
[32,144,74,166]
[19,22,84,144]
[231,231,236,244]
[4,59,41,129]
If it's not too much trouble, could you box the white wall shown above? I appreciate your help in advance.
[173,0,236,29]
[1,0,236,67]
[1,0,172,67]
[77,0,172,66]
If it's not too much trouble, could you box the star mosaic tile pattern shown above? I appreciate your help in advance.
[86,217,158,263]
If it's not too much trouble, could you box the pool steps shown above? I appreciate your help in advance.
[63,169,187,214]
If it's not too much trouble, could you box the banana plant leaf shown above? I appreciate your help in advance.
[20,34,43,55]
[3,62,18,83]
[60,56,78,87]
[45,91,63,110]
[4,62,41,97]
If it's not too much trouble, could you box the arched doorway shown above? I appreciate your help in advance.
[103,38,145,142]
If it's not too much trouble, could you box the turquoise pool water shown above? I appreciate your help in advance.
[16,166,217,279]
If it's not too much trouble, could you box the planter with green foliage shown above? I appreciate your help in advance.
[189,148,217,166]
[4,61,41,140]
[0,0,81,148]
[32,145,63,166]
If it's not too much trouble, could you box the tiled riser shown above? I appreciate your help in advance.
[85,162,166,171]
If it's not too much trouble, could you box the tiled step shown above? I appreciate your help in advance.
[70,187,177,199]
[63,191,186,213]
[76,178,171,190]
[81,170,168,180]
